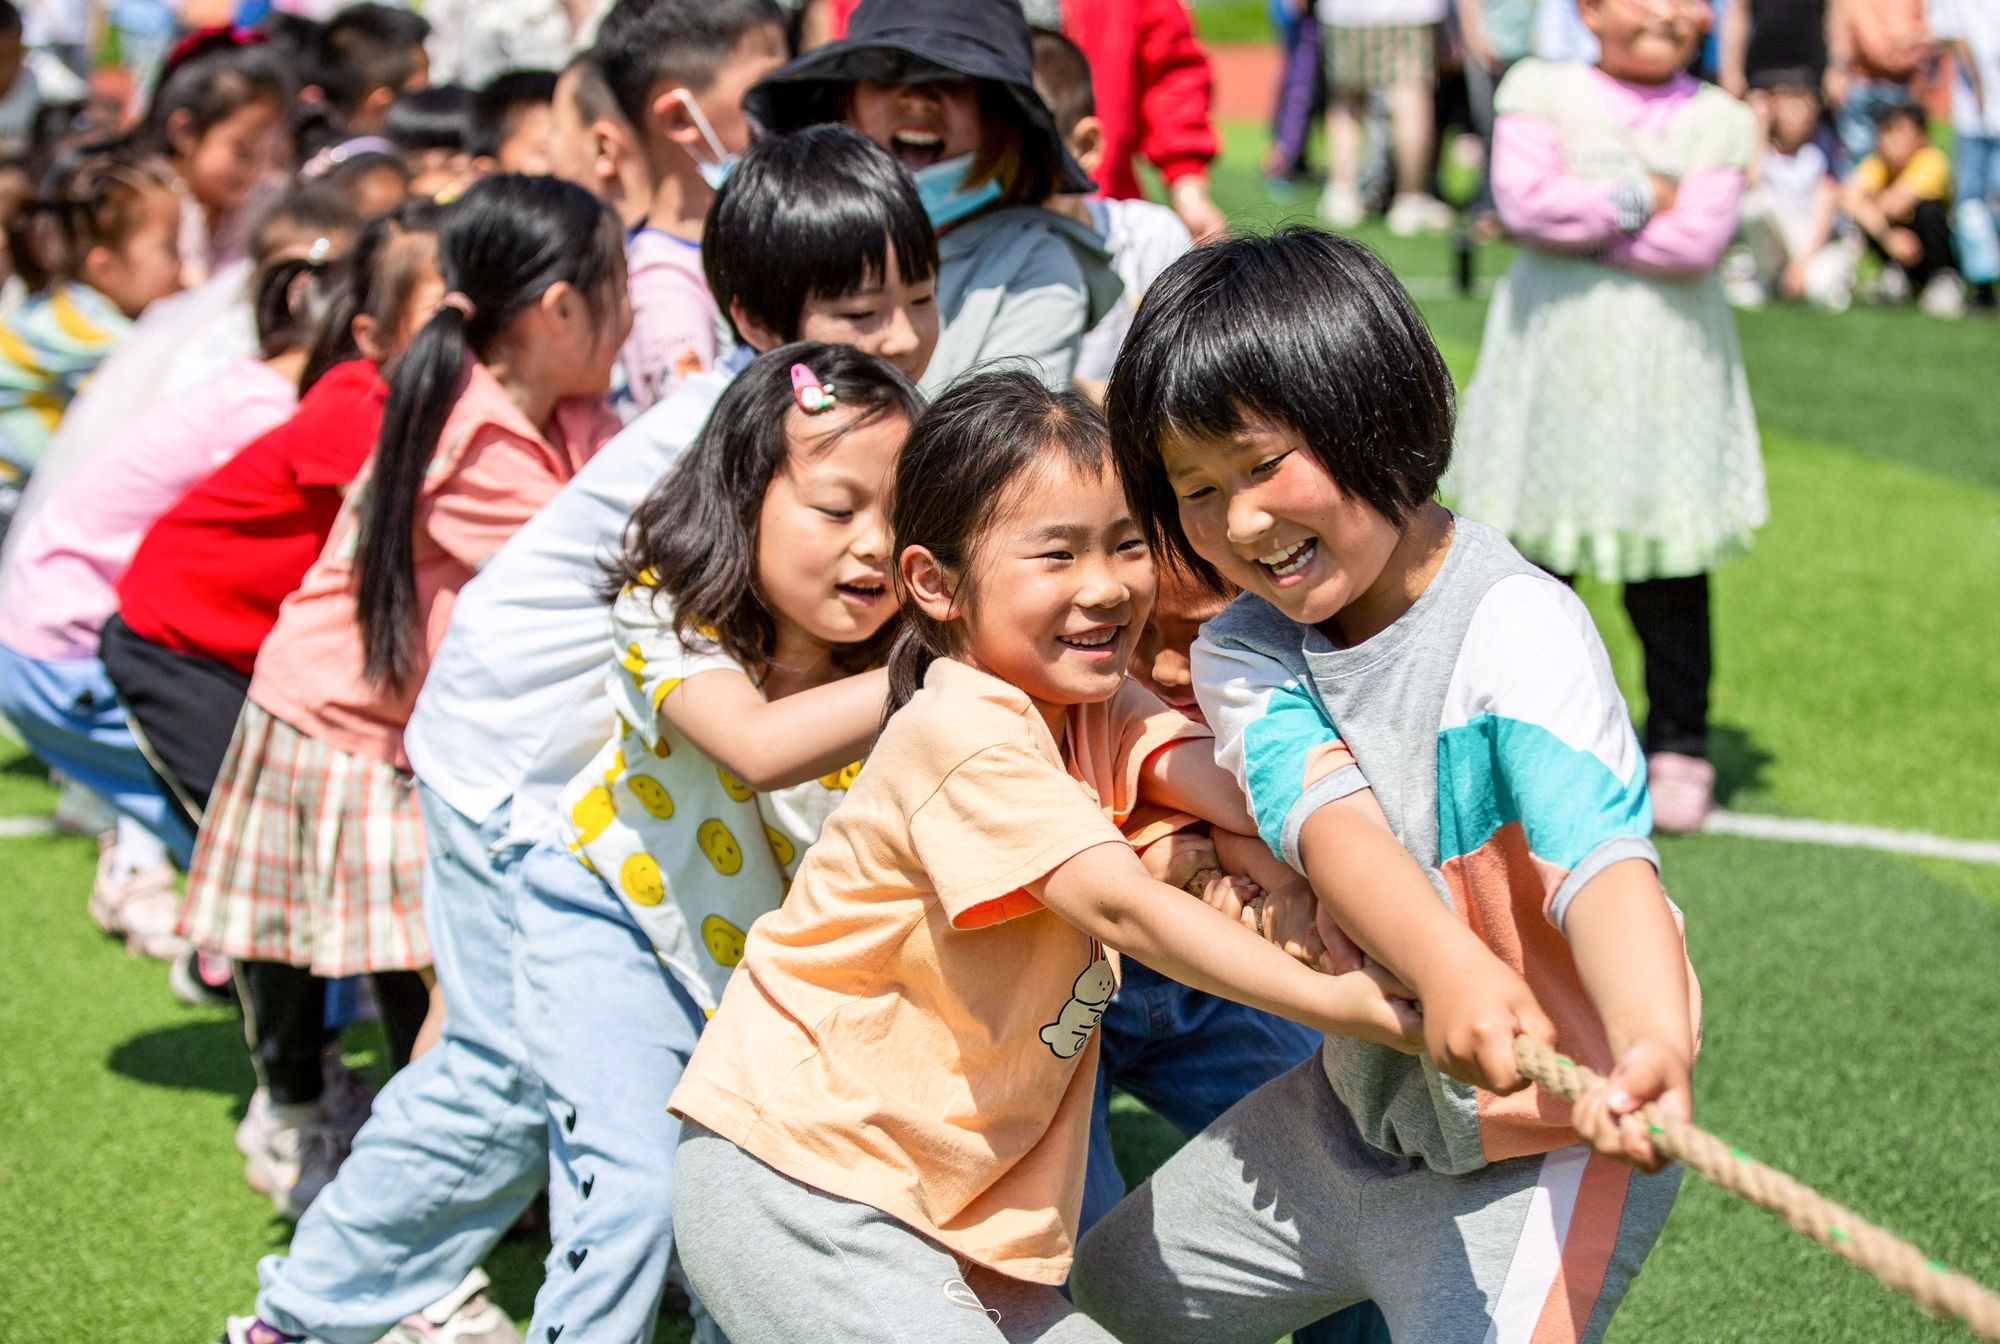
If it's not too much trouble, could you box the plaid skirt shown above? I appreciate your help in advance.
[1323,22,1437,94]
[179,699,430,976]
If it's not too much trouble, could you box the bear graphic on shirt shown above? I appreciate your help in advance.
[1040,958,1116,1059]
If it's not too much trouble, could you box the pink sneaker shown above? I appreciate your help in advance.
[1648,752,1716,834]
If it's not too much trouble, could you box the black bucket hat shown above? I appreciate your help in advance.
[745,0,1095,195]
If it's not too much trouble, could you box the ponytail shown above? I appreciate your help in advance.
[4,150,173,293]
[354,174,622,689]
[296,197,443,394]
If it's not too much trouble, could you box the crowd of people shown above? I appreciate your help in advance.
[1270,0,1999,315]
[0,0,1827,1341]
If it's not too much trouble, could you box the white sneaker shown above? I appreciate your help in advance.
[117,869,189,961]
[235,1088,270,1161]
[241,1098,322,1208]
[1873,265,1913,305]
[380,1269,522,1344]
[1386,193,1455,236]
[1319,181,1365,227]
[1920,270,1966,318]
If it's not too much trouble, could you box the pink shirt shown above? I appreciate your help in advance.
[0,355,297,662]
[1493,65,1749,278]
[248,359,620,769]
[621,227,721,413]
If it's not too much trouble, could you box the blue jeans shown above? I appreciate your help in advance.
[257,787,547,1344]
[513,838,712,1344]
[1952,134,2000,285]
[1833,79,1914,169]
[0,642,194,863]
[1080,960,1391,1344]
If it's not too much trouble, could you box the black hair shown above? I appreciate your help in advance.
[4,148,174,292]
[298,195,441,391]
[1030,27,1094,141]
[885,369,1113,714]
[383,85,476,155]
[1748,65,1820,95]
[593,0,782,135]
[356,175,623,689]
[705,124,936,344]
[1106,227,1455,592]
[1870,101,1926,134]
[248,185,362,357]
[317,4,431,124]
[132,33,291,161]
[612,341,923,678]
[301,136,411,204]
[561,50,623,128]
[472,69,557,161]
[0,2,22,36]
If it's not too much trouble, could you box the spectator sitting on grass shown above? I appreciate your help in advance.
[1728,68,1856,310]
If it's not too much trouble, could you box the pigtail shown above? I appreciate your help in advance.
[883,627,940,721]
[4,196,82,292]
[297,197,442,393]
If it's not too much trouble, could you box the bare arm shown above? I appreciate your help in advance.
[1141,737,1257,836]
[660,666,888,793]
[1719,0,1751,96]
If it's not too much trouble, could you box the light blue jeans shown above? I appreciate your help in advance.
[1833,79,1913,170]
[256,786,547,1344]
[513,837,712,1344]
[0,642,194,863]
[1952,134,2000,285]
[1079,960,1391,1344]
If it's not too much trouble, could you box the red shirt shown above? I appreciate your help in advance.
[116,360,387,677]
[826,0,1217,200]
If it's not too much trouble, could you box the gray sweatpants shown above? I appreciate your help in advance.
[1071,1058,1682,1344]
[674,1124,1115,1344]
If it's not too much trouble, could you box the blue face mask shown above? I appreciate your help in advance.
[912,153,1003,228]
[670,88,739,190]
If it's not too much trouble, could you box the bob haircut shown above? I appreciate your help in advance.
[1106,226,1455,591]
[704,125,937,344]
[610,340,924,678]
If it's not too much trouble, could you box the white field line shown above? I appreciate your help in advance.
[1703,811,2000,866]
[0,815,58,838]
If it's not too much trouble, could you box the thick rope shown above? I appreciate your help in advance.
[1513,1035,2000,1341]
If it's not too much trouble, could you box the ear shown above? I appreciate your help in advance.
[351,311,384,362]
[358,85,397,133]
[540,279,579,328]
[649,85,700,147]
[166,106,198,158]
[79,242,119,292]
[592,118,629,181]
[1069,115,1107,180]
[900,545,959,624]
[728,297,783,355]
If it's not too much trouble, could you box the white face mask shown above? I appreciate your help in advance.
[668,87,738,189]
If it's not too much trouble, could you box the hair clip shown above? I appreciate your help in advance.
[439,291,477,320]
[305,236,333,265]
[299,136,399,182]
[791,363,837,413]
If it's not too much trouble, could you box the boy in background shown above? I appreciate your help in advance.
[471,69,558,177]
[315,3,432,136]
[546,51,651,231]
[592,0,786,413]
[1729,69,1856,309]
[1843,100,1962,314]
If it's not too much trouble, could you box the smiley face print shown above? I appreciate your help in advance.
[620,852,665,906]
[763,826,795,868]
[697,819,743,875]
[818,760,863,791]
[701,913,747,966]
[716,767,753,802]
[570,786,615,844]
[626,774,674,819]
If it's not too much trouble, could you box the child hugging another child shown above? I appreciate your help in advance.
[1448,0,1764,832]
[1071,227,1701,1344]
[670,371,1422,1343]
[747,0,1121,395]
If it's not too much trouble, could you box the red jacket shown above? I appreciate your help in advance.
[825,0,1218,199]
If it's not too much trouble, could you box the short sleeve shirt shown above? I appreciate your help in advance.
[555,577,854,1012]
[670,658,1207,1283]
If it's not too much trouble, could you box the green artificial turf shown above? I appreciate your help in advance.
[2,116,1997,1343]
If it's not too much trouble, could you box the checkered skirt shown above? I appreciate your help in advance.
[178,700,430,976]
[1322,22,1437,94]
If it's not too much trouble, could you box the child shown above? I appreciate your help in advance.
[223,128,935,1344]
[593,0,787,412]
[546,50,650,229]
[1316,0,1457,234]
[314,3,432,136]
[0,151,179,486]
[471,68,557,176]
[130,27,290,286]
[748,0,1122,395]
[0,188,357,949]
[511,342,920,1344]
[1842,101,1963,314]
[182,175,624,1221]
[1031,25,1192,406]
[1932,0,1999,312]
[669,369,1421,1343]
[1447,0,1764,832]
[1729,69,1855,309]
[382,83,478,199]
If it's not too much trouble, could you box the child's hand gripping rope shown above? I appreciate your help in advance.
[1512,1035,2000,1342]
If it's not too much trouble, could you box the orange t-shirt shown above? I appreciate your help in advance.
[669,658,1208,1284]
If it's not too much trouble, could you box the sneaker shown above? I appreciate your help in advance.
[274,1118,352,1221]
[118,869,189,961]
[218,1318,306,1344]
[170,948,235,1008]
[235,1088,270,1161]
[1647,752,1716,835]
[241,1097,318,1201]
[319,1051,376,1139]
[1319,180,1365,228]
[1871,264,1913,305]
[1386,192,1456,237]
[86,838,135,935]
[54,777,115,836]
[1919,270,1966,318]
[381,1269,522,1344]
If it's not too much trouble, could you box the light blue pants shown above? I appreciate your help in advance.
[1952,134,2000,285]
[0,642,194,863]
[1833,80,1911,170]
[256,787,547,1344]
[513,838,710,1344]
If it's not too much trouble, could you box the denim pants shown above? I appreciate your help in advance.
[1953,134,2000,285]
[256,786,548,1344]
[1079,960,1391,1344]
[0,642,194,863]
[513,838,712,1344]
[1832,79,1913,168]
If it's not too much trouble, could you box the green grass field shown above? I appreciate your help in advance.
[2,119,1998,1343]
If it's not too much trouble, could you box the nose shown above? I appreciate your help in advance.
[879,303,917,360]
[1076,553,1131,612]
[1224,488,1274,552]
[853,507,891,564]
[1153,647,1192,692]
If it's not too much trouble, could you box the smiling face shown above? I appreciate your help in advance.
[847,78,983,173]
[787,243,939,383]
[1585,0,1709,83]
[1162,416,1406,644]
[1131,568,1232,716]
[925,455,1156,729]
[754,405,906,664]
[177,97,285,215]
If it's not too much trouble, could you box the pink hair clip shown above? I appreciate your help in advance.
[791,363,838,413]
